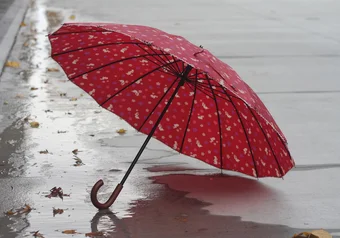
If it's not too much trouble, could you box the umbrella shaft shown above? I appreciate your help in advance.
[121,65,192,185]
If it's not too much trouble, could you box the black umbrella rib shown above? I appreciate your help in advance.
[220,86,259,178]
[136,44,178,75]
[192,83,230,102]
[146,45,179,75]
[194,82,230,100]
[51,42,147,57]
[100,60,181,107]
[244,103,284,177]
[138,78,179,131]
[207,77,223,169]
[69,53,171,80]
[180,70,198,152]
[171,55,181,73]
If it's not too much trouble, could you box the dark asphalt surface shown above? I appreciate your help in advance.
[0,0,15,43]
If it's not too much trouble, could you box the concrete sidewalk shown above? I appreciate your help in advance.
[0,0,340,237]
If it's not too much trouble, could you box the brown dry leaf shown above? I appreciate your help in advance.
[39,149,49,154]
[62,230,77,234]
[20,204,32,214]
[47,67,59,72]
[23,41,29,47]
[15,94,25,99]
[30,87,39,91]
[73,156,84,166]
[69,97,77,101]
[32,231,45,238]
[5,209,15,216]
[72,149,78,155]
[53,208,64,216]
[311,230,332,238]
[20,22,27,27]
[85,231,104,237]
[116,128,127,135]
[5,61,20,68]
[30,122,40,128]
[69,15,76,20]
[3,101,8,105]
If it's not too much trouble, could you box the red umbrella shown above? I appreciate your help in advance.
[49,23,295,210]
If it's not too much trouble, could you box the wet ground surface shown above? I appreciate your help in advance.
[1,0,340,237]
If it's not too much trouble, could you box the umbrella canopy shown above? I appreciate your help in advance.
[49,23,295,209]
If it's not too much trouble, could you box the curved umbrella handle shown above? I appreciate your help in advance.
[90,180,123,210]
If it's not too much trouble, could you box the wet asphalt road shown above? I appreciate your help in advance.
[1,0,340,237]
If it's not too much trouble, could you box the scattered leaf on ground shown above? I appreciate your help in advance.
[23,41,29,47]
[5,61,20,68]
[69,97,77,101]
[31,231,45,238]
[57,130,67,134]
[20,22,27,27]
[80,93,84,97]
[15,94,25,99]
[73,156,84,166]
[60,93,67,97]
[89,134,95,137]
[39,150,49,154]
[62,230,77,234]
[53,208,64,216]
[58,80,68,83]
[47,67,59,72]
[116,128,127,135]
[45,187,69,200]
[43,80,49,84]
[85,231,104,237]
[72,149,78,155]
[45,109,53,113]
[3,101,8,105]
[30,122,40,128]
[30,87,39,91]
[5,204,32,216]
[94,110,101,114]
[65,112,72,115]
[5,209,15,216]
[69,15,76,20]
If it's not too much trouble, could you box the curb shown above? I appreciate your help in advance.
[0,0,30,77]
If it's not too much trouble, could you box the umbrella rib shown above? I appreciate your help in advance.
[50,30,108,36]
[146,45,179,75]
[245,104,284,177]
[180,70,198,152]
[69,53,171,80]
[171,55,181,73]
[51,42,146,57]
[138,78,179,131]
[207,76,223,169]
[220,86,259,178]
[192,83,230,102]
[136,44,178,75]
[99,60,181,107]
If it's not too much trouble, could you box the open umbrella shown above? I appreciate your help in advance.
[48,23,295,210]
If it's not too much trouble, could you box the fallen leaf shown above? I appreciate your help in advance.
[45,109,53,113]
[3,101,8,105]
[94,110,101,114]
[89,134,95,137]
[72,149,78,155]
[116,128,127,135]
[5,61,20,68]
[47,67,59,72]
[30,87,39,91]
[85,231,104,237]
[60,93,67,97]
[43,80,49,84]
[57,130,67,134]
[45,187,67,200]
[39,150,49,154]
[69,15,76,20]
[20,22,27,27]
[80,93,84,97]
[73,155,84,166]
[31,231,45,238]
[53,208,64,216]
[23,41,29,47]
[62,230,77,234]
[20,204,32,214]
[30,122,40,128]
[5,209,15,216]
[69,97,77,101]
[15,94,25,98]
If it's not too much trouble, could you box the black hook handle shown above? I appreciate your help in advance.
[90,180,123,210]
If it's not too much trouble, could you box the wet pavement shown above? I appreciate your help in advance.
[1,0,340,237]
